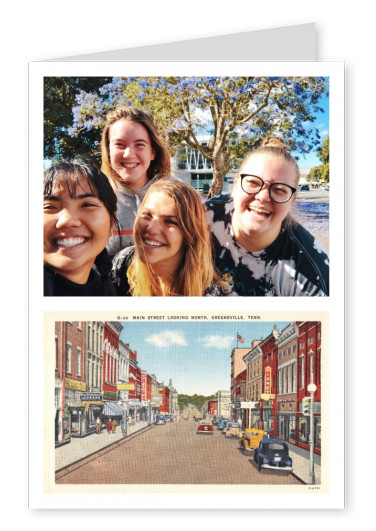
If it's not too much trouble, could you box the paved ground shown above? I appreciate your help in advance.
[55,420,320,485]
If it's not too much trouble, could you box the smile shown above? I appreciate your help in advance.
[54,237,87,248]
[122,162,139,168]
[143,239,165,248]
[248,206,271,218]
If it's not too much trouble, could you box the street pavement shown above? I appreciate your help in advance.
[55,421,321,485]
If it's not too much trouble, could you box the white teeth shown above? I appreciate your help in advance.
[250,207,270,216]
[56,237,85,247]
[144,239,164,247]
[122,163,138,168]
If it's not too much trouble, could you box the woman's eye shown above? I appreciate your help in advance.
[43,203,57,211]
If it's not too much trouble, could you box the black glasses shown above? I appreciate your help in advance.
[240,174,296,203]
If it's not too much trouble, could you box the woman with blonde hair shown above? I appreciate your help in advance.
[101,106,171,257]
[206,137,329,296]
[111,180,223,296]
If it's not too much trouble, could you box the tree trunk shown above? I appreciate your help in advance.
[207,152,229,199]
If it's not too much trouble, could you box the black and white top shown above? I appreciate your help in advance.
[111,246,224,296]
[206,194,329,297]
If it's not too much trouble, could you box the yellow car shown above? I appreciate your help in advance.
[239,428,264,453]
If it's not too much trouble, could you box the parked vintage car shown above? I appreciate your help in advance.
[217,418,230,430]
[239,429,265,452]
[212,415,223,426]
[155,415,166,425]
[253,438,293,472]
[225,422,243,438]
[300,184,309,191]
[196,420,214,435]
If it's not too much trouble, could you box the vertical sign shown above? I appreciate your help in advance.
[265,366,272,394]
[141,372,147,401]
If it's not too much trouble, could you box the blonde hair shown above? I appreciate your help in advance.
[100,107,171,192]
[127,180,219,296]
[238,136,301,189]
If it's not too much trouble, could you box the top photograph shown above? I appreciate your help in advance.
[43,75,330,297]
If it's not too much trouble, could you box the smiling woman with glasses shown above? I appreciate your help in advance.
[206,137,329,296]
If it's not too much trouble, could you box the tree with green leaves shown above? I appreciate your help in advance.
[307,136,329,183]
[46,76,328,197]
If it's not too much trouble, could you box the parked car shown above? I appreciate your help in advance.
[212,415,223,426]
[225,422,243,438]
[165,414,172,422]
[254,438,293,472]
[239,428,265,452]
[155,415,166,425]
[196,420,214,435]
[217,418,230,430]
[300,184,309,191]
[222,420,234,434]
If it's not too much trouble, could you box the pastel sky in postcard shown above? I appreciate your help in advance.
[120,320,290,395]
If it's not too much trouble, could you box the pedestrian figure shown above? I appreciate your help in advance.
[96,416,101,434]
[107,419,112,434]
[112,419,116,433]
[128,415,132,427]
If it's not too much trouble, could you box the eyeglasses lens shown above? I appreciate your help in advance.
[242,176,293,203]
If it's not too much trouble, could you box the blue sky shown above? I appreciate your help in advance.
[119,320,291,396]
[295,92,329,170]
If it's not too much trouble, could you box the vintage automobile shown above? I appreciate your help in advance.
[155,415,166,425]
[239,428,265,452]
[254,438,293,472]
[224,422,243,438]
[217,418,230,430]
[300,184,309,191]
[196,420,214,435]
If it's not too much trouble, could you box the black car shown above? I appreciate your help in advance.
[254,438,293,472]
[300,184,309,191]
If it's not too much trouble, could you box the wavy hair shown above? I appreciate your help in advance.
[100,106,171,192]
[127,180,219,296]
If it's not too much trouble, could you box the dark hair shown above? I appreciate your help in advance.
[43,157,119,278]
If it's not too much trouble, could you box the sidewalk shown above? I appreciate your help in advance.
[288,443,321,484]
[55,420,150,471]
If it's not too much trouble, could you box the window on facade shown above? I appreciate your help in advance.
[77,321,82,330]
[293,361,297,392]
[278,369,282,394]
[66,343,71,374]
[55,336,58,370]
[77,347,81,376]
[308,337,314,345]
[300,356,305,389]
[300,341,305,349]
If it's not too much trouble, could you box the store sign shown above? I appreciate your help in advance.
[117,383,134,390]
[141,372,147,401]
[80,394,103,401]
[265,366,272,394]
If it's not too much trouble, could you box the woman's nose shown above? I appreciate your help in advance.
[146,218,161,234]
[122,146,134,158]
[55,208,81,228]
[254,183,271,201]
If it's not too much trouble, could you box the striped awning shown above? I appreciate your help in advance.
[103,402,124,416]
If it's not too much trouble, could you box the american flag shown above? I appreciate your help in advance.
[237,333,244,343]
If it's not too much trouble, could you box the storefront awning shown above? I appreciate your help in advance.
[103,402,124,416]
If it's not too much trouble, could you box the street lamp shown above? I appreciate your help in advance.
[307,382,317,484]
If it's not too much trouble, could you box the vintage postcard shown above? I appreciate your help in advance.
[28,61,344,509]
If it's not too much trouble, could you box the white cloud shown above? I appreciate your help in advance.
[198,335,235,349]
[145,331,188,348]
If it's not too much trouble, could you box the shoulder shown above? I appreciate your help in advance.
[205,194,234,224]
[43,266,55,296]
[285,222,330,295]
[111,246,135,295]
[112,245,136,270]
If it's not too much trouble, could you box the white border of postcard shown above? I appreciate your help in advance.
[28,61,344,509]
